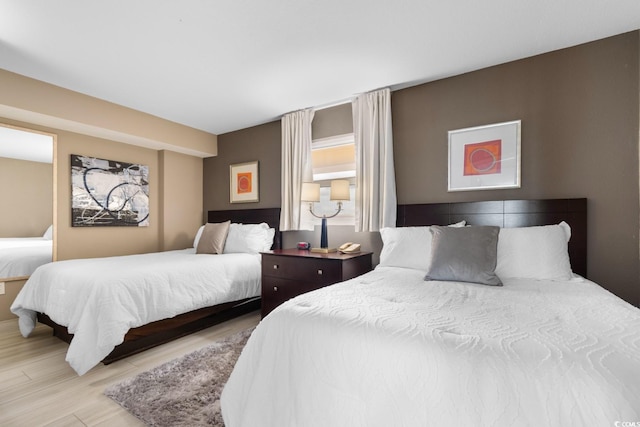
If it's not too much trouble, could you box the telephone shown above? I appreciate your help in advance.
[338,242,361,253]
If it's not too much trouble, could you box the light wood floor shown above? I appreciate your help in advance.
[0,311,261,426]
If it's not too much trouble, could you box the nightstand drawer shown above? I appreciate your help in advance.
[260,249,373,317]
[262,277,298,315]
[262,254,341,284]
[262,276,330,316]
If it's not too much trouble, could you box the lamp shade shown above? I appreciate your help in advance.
[330,179,350,201]
[301,182,320,202]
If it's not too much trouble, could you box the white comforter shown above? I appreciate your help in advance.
[11,249,261,375]
[222,266,640,427]
[0,238,52,279]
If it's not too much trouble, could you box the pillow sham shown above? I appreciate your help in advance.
[196,221,231,255]
[193,225,205,248]
[223,223,275,254]
[43,225,53,240]
[425,225,502,286]
[495,221,572,281]
[379,221,465,271]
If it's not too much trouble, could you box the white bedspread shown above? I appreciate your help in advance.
[222,266,640,427]
[11,249,261,375]
[0,238,52,279]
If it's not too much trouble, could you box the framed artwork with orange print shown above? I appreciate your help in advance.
[230,161,259,203]
[448,120,521,192]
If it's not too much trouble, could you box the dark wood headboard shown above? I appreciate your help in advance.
[397,199,587,278]
[207,208,282,250]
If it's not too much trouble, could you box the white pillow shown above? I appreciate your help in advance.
[193,225,205,248]
[379,221,465,271]
[223,223,275,254]
[495,221,573,281]
[43,225,53,240]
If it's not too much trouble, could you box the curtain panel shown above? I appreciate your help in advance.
[280,108,315,231]
[352,88,397,232]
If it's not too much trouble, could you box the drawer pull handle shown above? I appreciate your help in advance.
[317,269,323,275]
[273,264,279,270]
[273,286,278,292]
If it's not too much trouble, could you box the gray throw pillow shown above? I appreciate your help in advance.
[196,221,231,255]
[424,225,502,286]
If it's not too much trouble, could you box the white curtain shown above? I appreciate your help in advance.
[280,108,315,231]
[352,88,397,232]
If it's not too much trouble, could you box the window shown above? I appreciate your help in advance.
[311,133,355,225]
[311,133,355,181]
[300,133,356,228]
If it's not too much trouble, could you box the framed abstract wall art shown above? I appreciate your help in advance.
[448,120,521,192]
[71,154,150,226]
[230,161,259,203]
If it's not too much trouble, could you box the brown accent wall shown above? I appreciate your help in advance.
[203,120,282,217]
[392,31,639,306]
[312,103,353,138]
[204,31,640,306]
[0,157,52,237]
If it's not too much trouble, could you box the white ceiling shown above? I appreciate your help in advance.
[1,1,639,136]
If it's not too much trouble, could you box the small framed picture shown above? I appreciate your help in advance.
[448,120,521,192]
[230,161,259,203]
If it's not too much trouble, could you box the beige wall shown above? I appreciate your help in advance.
[53,127,206,260]
[0,67,216,263]
[55,130,161,259]
[0,157,52,237]
[0,120,206,319]
[159,150,204,251]
[1,123,207,263]
[0,69,217,158]
[204,31,640,307]
[0,279,27,321]
[0,60,214,320]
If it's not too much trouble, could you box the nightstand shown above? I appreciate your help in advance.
[261,249,373,317]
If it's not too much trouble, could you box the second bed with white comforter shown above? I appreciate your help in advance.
[11,249,261,375]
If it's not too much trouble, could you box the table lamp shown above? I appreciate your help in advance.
[301,180,350,253]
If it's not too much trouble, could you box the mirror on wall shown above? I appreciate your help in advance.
[0,123,54,280]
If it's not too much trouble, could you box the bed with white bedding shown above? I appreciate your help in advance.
[223,269,640,426]
[221,199,640,426]
[12,249,262,375]
[0,230,53,279]
[10,208,280,375]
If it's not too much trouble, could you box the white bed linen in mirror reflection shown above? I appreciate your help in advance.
[0,237,52,279]
[0,124,55,279]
